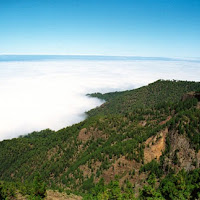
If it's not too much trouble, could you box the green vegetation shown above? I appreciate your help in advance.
[0,173,46,199]
[83,169,200,199]
[139,160,163,178]
[0,80,200,199]
[87,79,200,116]
[0,181,16,200]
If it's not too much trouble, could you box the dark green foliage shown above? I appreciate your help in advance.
[172,149,179,165]
[0,177,46,200]
[31,173,46,199]
[82,175,94,191]
[87,80,200,116]
[87,91,123,101]
[84,178,136,200]
[159,169,200,200]
[89,168,200,199]
[138,169,200,200]
[140,160,163,178]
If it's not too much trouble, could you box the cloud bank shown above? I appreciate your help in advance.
[0,58,199,141]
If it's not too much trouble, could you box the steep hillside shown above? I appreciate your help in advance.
[0,80,200,199]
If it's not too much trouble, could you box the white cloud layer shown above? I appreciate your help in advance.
[0,59,199,141]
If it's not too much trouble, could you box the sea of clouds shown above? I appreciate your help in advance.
[0,57,199,141]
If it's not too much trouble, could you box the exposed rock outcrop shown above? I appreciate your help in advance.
[144,128,168,163]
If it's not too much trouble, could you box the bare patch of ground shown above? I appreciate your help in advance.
[46,190,82,200]
[102,156,141,184]
[139,121,147,127]
[79,160,101,178]
[159,116,171,125]
[78,127,106,143]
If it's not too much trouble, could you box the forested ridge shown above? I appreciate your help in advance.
[0,79,200,199]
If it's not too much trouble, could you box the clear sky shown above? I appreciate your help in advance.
[0,0,200,57]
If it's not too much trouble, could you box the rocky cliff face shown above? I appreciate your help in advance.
[182,91,200,101]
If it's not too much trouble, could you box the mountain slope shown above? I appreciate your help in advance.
[87,79,200,116]
[0,80,200,199]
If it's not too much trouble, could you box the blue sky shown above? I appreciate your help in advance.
[0,0,200,57]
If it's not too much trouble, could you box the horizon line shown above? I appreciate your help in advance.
[0,53,198,58]
[0,53,199,59]
[0,54,200,61]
